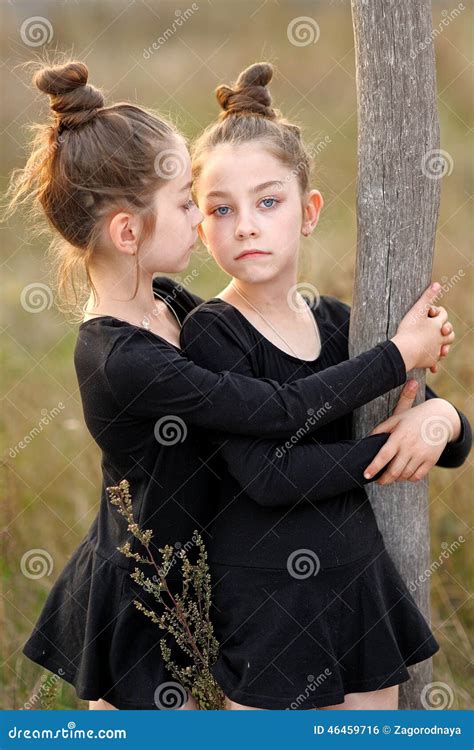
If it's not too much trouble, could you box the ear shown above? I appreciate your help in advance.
[301,190,324,237]
[108,211,140,255]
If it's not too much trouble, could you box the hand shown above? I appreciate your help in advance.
[391,282,455,372]
[363,388,461,484]
[427,304,454,373]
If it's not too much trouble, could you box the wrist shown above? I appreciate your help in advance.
[440,400,462,442]
[427,398,461,442]
[390,333,415,372]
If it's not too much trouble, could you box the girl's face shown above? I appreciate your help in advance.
[140,139,203,273]
[196,142,322,284]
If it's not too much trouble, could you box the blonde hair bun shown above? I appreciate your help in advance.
[215,62,277,119]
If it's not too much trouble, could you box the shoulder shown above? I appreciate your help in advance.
[152,275,204,319]
[315,294,351,335]
[180,299,254,368]
[182,299,251,344]
[75,319,169,400]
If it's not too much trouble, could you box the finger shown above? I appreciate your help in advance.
[442,330,455,344]
[399,457,421,480]
[368,416,399,436]
[393,380,418,414]
[436,306,449,325]
[407,462,430,482]
[440,344,450,358]
[428,305,440,317]
[430,364,438,374]
[418,282,442,315]
[363,439,399,479]
[441,322,453,334]
[376,456,412,485]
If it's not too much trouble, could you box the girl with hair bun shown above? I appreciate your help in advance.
[8,59,455,711]
[181,62,471,710]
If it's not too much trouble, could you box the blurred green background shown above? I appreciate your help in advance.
[1,0,472,709]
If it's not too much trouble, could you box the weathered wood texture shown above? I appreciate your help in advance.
[350,0,441,709]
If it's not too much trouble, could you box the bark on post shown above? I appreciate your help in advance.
[349,0,441,709]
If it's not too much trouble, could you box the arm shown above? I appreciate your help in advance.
[152,275,204,311]
[332,294,471,470]
[179,305,398,507]
[214,431,392,508]
[105,307,406,439]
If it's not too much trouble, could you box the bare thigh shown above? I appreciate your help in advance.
[89,699,118,710]
[89,694,198,710]
[205,686,399,711]
[318,685,399,710]
[224,696,264,710]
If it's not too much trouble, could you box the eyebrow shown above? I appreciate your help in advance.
[205,180,284,200]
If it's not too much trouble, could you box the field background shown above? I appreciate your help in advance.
[1,0,472,709]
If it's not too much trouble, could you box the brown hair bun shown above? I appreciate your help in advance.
[34,61,104,129]
[215,62,278,119]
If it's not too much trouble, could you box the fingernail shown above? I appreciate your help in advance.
[364,472,371,479]
[431,282,440,291]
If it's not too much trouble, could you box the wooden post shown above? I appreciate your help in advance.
[349,0,441,709]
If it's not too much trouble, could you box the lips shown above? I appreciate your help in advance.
[235,250,272,260]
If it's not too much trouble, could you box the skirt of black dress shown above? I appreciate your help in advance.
[208,541,440,709]
[22,535,191,709]
[23,534,439,710]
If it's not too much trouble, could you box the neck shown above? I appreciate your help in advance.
[228,265,299,312]
[85,259,158,317]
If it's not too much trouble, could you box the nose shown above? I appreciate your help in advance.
[235,211,260,240]
[193,206,204,228]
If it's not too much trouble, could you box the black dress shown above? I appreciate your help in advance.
[23,278,416,709]
[180,294,471,709]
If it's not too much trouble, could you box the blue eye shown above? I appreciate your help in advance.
[260,197,278,209]
[214,206,230,216]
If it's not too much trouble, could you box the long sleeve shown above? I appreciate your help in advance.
[316,293,471,470]
[425,384,472,468]
[214,383,473,509]
[177,301,470,508]
[105,308,406,439]
[214,431,391,508]
[179,304,401,507]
